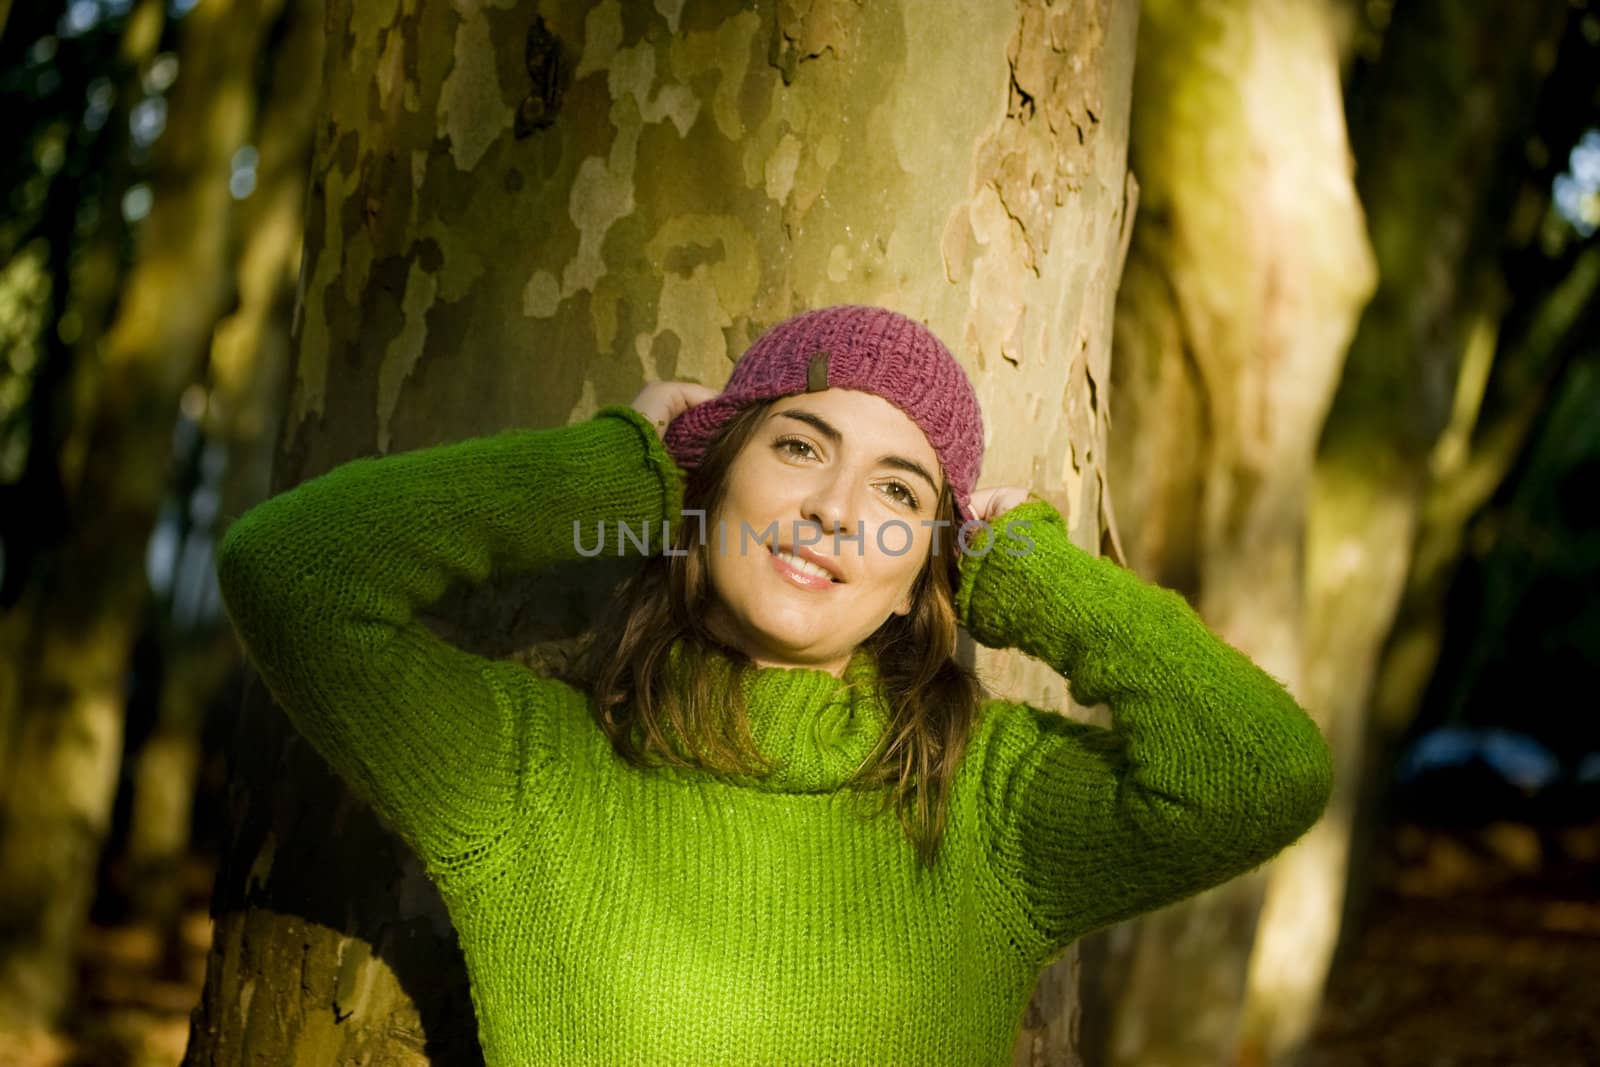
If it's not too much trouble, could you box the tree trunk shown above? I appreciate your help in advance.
[0,0,283,1033]
[121,0,321,940]
[1087,1,1375,1064]
[1275,5,1573,1063]
[0,0,165,802]
[184,2,1136,1063]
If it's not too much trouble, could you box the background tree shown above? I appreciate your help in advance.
[1242,2,1574,1062]
[0,0,166,829]
[1085,0,1375,1063]
[0,0,322,1055]
[183,2,1137,1064]
[117,0,322,951]
[0,0,176,1051]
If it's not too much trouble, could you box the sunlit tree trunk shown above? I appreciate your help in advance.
[1088,1,1375,1064]
[183,2,1137,1063]
[1250,4,1571,1063]
[0,0,282,1033]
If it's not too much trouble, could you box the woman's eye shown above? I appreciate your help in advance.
[776,437,816,460]
[882,481,919,509]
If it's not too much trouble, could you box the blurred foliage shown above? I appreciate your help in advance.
[1425,348,1600,759]
[0,244,51,485]
[0,0,192,605]
[1402,2,1600,767]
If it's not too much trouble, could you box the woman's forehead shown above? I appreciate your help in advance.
[767,390,935,452]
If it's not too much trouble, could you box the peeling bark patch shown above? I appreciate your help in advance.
[332,936,376,1023]
[515,16,568,138]
[941,205,973,284]
[668,12,761,141]
[654,0,686,35]
[610,40,700,137]
[565,108,639,296]
[531,22,724,324]
[376,22,406,111]
[764,131,802,204]
[376,258,439,452]
[576,0,622,80]
[987,0,1107,269]
[644,215,758,372]
[771,0,860,85]
[523,269,561,318]
[950,0,1111,376]
[662,238,727,276]
[440,6,512,170]
[965,184,1028,368]
[516,92,638,322]
[353,0,405,96]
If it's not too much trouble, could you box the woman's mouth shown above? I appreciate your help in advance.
[768,544,842,590]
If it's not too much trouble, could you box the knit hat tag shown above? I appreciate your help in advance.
[805,350,830,392]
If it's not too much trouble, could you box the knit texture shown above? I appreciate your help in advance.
[661,306,987,525]
[215,406,1335,1067]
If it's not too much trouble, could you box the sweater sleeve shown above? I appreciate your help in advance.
[954,499,1334,953]
[214,404,685,879]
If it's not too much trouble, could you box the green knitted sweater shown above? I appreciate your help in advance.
[214,405,1333,1067]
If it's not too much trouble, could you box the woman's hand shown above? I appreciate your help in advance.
[630,381,719,438]
[967,486,1033,525]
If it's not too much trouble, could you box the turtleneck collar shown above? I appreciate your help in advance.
[661,638,894,794]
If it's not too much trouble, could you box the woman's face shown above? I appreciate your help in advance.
[703,389,943,676]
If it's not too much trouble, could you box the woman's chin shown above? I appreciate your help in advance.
[705,596,864,666]
[733,620,849,665]
[745,629,829,661]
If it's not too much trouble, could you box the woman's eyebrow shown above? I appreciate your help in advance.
[774,409,940,497]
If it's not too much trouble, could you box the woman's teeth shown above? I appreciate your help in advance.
[772,547,836,581]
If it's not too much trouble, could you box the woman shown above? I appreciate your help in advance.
[216,305,1333,1066]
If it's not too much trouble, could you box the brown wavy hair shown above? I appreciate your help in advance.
[558,398,984,868]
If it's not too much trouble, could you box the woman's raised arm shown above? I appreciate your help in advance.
[954,499,1334,957]
[214,405,685,884]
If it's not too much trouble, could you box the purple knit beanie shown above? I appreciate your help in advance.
[662,305,986,526]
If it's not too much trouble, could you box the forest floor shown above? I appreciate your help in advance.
[0,819,1596,1066]
[1302,815,1600,1066]
[0,858,212,1067]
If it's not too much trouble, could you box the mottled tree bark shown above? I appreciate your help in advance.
[183,2,1137,1063]
[0,0,282,1034]
[1088,1,1375,1064]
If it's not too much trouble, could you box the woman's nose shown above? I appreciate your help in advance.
[802,476,858,541]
